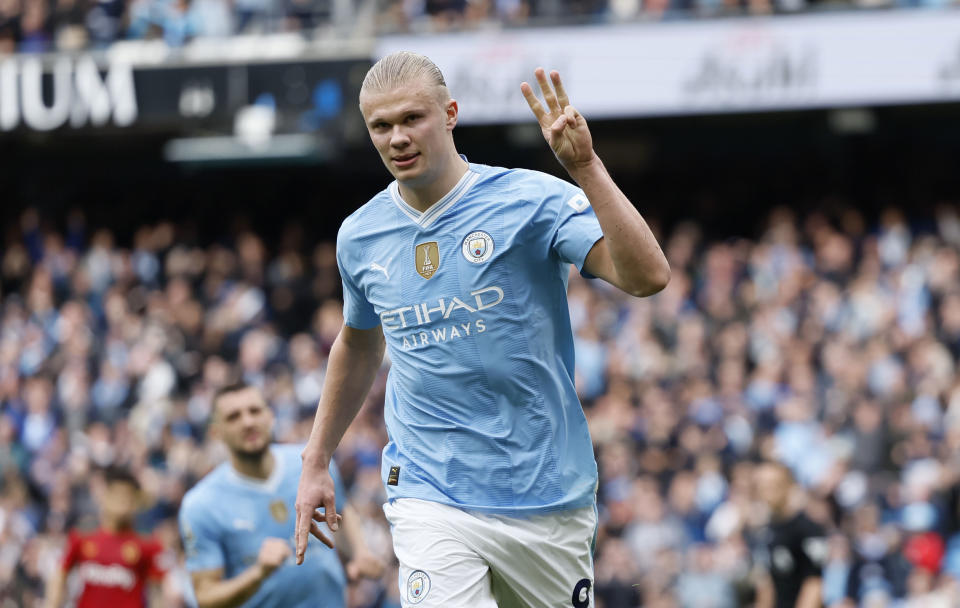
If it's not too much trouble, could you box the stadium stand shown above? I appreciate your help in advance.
[4,198,960,605]
[0,0,956,53]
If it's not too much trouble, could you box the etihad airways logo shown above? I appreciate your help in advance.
[380,285,504,350]
[380,286,503,330]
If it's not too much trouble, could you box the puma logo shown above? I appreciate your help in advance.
[370,262,390,280]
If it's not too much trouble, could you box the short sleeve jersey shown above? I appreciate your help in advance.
[337,161,604,514]
[755,512,828,608]
[178,444,348,608]
[61,528,166,608]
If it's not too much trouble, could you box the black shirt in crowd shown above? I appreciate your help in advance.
[754,512,828,608]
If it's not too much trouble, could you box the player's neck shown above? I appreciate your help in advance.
[398,155,468,213]
[230,448,275,480]
[102,518,132,534]
[771,502,799,522]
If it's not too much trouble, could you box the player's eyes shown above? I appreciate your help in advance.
[405,115,420,123]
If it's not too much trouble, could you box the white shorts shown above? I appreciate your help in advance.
[383,498,597,608]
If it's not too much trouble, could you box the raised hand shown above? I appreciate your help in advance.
[520,68,595,171]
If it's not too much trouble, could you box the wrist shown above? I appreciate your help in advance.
[300,445,331,468]
[564,153,605,185]
[351,547,374,561]
[251,562,268,582]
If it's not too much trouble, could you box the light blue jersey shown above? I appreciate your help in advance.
[337,161,604,515]
[179,444,347,608]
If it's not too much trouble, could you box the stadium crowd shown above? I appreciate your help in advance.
[0,0,957,55]
[3,199,960,607]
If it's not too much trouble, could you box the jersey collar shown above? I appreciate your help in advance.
[389,161,479,229]
[224,444,285,494]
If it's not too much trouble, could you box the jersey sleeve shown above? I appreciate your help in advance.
[543,177,604,275]
[796,520,828,581]
[60,531,81,571]
[179,495,226,572]
[336,225,380,330]
[144,538,169,580]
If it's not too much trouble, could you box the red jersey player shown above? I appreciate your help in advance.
[44,467,167,608]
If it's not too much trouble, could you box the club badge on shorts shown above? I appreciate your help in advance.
[407,570,431,603]
[462,231,494,264]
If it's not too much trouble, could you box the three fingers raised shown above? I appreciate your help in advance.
[521,68,573,123]
[534,68,561,114]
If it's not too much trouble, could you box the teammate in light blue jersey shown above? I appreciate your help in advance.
[179,383,383,608]
[295,52,670,606]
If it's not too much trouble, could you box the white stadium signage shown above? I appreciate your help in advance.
[378,11,960,122]
[0,56,137,131]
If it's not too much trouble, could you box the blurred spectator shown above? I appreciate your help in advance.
[51,0,89,50]
[18,0,51,52]
[43,466,168,608]
[85,0,125,46]
[0,0,21,54]
[751,461,828,608]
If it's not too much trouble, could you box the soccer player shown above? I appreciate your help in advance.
[178,382,383,608]
[294,51,670,606]
[752,461,828,608]
[45,467,167,608]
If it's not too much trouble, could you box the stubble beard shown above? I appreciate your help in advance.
[233,441,270,464]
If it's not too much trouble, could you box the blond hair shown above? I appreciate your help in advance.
[360,51,450,104]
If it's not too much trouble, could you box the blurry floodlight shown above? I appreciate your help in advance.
[163,134,334,164]
[828,108,876,135]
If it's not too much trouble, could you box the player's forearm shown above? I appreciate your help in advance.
[568,154,670,297]
[753,570,775,608]
[795,577,823,608]
[338,503,365,559]
[194,565,269,608]
[44,570,67,608]
[147,581,164,608]
[302,327,385,468]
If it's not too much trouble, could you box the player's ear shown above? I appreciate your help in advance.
[444,99,459,131]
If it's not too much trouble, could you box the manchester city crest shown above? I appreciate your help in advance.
[407,569,431,603]
[462,231,494,264]
[269,499,289,523]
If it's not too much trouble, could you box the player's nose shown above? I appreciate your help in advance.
[389,126,410,147]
